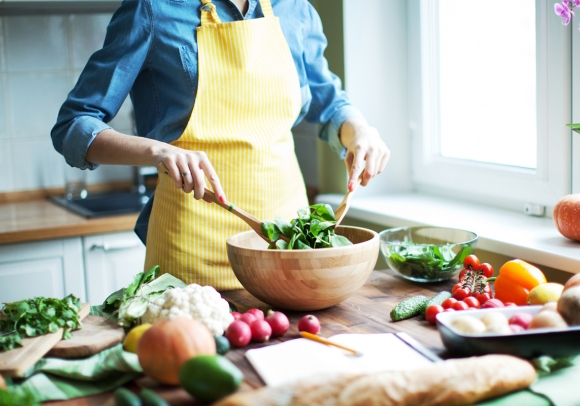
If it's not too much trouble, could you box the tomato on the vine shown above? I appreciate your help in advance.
[451,301,469,311]
[475,292,491,305]
[463,255,480,269]
[477,263,494,278]
[425,305,444,325]
[462,296,481,309]
[452,288,470,301]
[441,298,458,309]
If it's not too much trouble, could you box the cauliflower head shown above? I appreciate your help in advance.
[142,284,234,336]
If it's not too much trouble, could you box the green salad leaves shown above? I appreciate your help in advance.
[0,294,82,352]
[386,243,472,279]
[261,203,353,250]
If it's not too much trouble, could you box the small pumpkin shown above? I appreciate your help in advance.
[553,194,580,241]
[137,317,216,385]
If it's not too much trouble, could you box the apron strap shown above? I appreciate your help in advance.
[258,0,274,17]
[200,0,222,25]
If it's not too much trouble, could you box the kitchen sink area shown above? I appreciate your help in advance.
[50,190,153,218]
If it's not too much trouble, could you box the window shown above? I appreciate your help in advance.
[408,0,572,210]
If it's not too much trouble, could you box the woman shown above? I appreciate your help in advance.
[51,0,389,289]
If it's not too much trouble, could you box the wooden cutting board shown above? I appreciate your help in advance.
[0,302,90,378]
[47,315,125,359]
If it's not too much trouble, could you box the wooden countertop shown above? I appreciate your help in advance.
[0,199,138,245]
[46,271,454,406]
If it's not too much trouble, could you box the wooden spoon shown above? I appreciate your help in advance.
[157,163,285,244]
[333,176,362,228]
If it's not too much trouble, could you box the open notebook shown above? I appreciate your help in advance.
[245,332,441,387]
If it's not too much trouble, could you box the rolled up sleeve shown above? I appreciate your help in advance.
[51,0,153,169]
[301,3,365,159]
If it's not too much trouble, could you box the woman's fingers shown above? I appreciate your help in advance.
[159,149,225,202]
[343,124,390,190]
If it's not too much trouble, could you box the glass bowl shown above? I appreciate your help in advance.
[379,226,478,283]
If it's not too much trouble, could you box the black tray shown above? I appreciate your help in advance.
[436,306,580,359]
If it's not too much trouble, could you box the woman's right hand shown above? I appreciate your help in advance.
[155,146,226,203]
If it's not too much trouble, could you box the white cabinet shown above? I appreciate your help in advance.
[0,238,85,303]
[83,231,146,306]
[0,231,145,306]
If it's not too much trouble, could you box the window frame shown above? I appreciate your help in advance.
[408,0,572,211]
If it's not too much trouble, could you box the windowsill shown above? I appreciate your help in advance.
[317,192,580,275]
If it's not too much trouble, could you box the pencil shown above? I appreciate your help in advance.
[299,331,364,356]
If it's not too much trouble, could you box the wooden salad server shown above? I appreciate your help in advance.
[157,163,286,244]
[333,176,363,228]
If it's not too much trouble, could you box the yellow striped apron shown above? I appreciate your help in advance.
[144,0,308,289]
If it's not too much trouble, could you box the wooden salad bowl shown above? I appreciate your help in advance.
[226,226,380,311]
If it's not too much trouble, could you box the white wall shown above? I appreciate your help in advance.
[343,0,411,196]
[0,13,133,193]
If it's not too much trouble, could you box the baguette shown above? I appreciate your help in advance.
[214,354,536,406]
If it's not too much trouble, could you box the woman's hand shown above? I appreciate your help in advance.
[155,146,226,202]
[340,117,390,191]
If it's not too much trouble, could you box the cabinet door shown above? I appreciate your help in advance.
[83,231,145,305]
[0,238,84,302]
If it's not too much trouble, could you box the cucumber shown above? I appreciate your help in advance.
[421,291,452,317]
[390,295,429,321]
[139,389,169,406]
[113,388,142,406]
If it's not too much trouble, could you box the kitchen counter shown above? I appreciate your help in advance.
[46,270,453,406]
[0,199,138,245]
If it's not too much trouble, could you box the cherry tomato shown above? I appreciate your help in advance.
[452,288,470,301]
[463,255,480,269]
[462,296,481,309]
[425,305,444,325]
[443,308,456,312]
[441,297,458,309]
[475,293,491,304]
[451,301,469,311]
[458,269,468,280]
[477,263,494,278]
[452,283,462,293]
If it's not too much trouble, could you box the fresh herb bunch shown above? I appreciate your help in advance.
[0,294,82,352]
[101,265,187,328]
[386,243,472,280]
[261,203,353,250]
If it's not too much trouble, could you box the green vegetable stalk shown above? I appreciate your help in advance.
[261,203,353,250]
[101,265,187,328]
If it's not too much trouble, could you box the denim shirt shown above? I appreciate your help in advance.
[51,0,363,243]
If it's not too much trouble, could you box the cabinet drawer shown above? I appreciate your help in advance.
[0,257,64,302]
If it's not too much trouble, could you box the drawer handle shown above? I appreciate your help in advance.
[90,240,141,252]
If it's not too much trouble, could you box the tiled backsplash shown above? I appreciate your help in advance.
[0,12,318,194]
[0,13,133,193]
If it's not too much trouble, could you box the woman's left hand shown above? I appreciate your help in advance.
[340,117,390,191]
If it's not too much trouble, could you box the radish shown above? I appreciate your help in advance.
[239,313,257,326]
[231,311,242,321]
[226,321,252,348]
[265,310,289,336]
[246,308,265,321]
[508,313,533,329]
[298,315,320,334]
[250,320,272,342]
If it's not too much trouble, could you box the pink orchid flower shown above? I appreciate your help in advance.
[555,1,574,25]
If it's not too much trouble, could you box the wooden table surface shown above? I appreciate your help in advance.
[46,270,455,406]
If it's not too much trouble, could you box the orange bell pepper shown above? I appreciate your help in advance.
[492,259,547,305]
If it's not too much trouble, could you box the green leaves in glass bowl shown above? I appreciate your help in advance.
[261,204,353,250]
